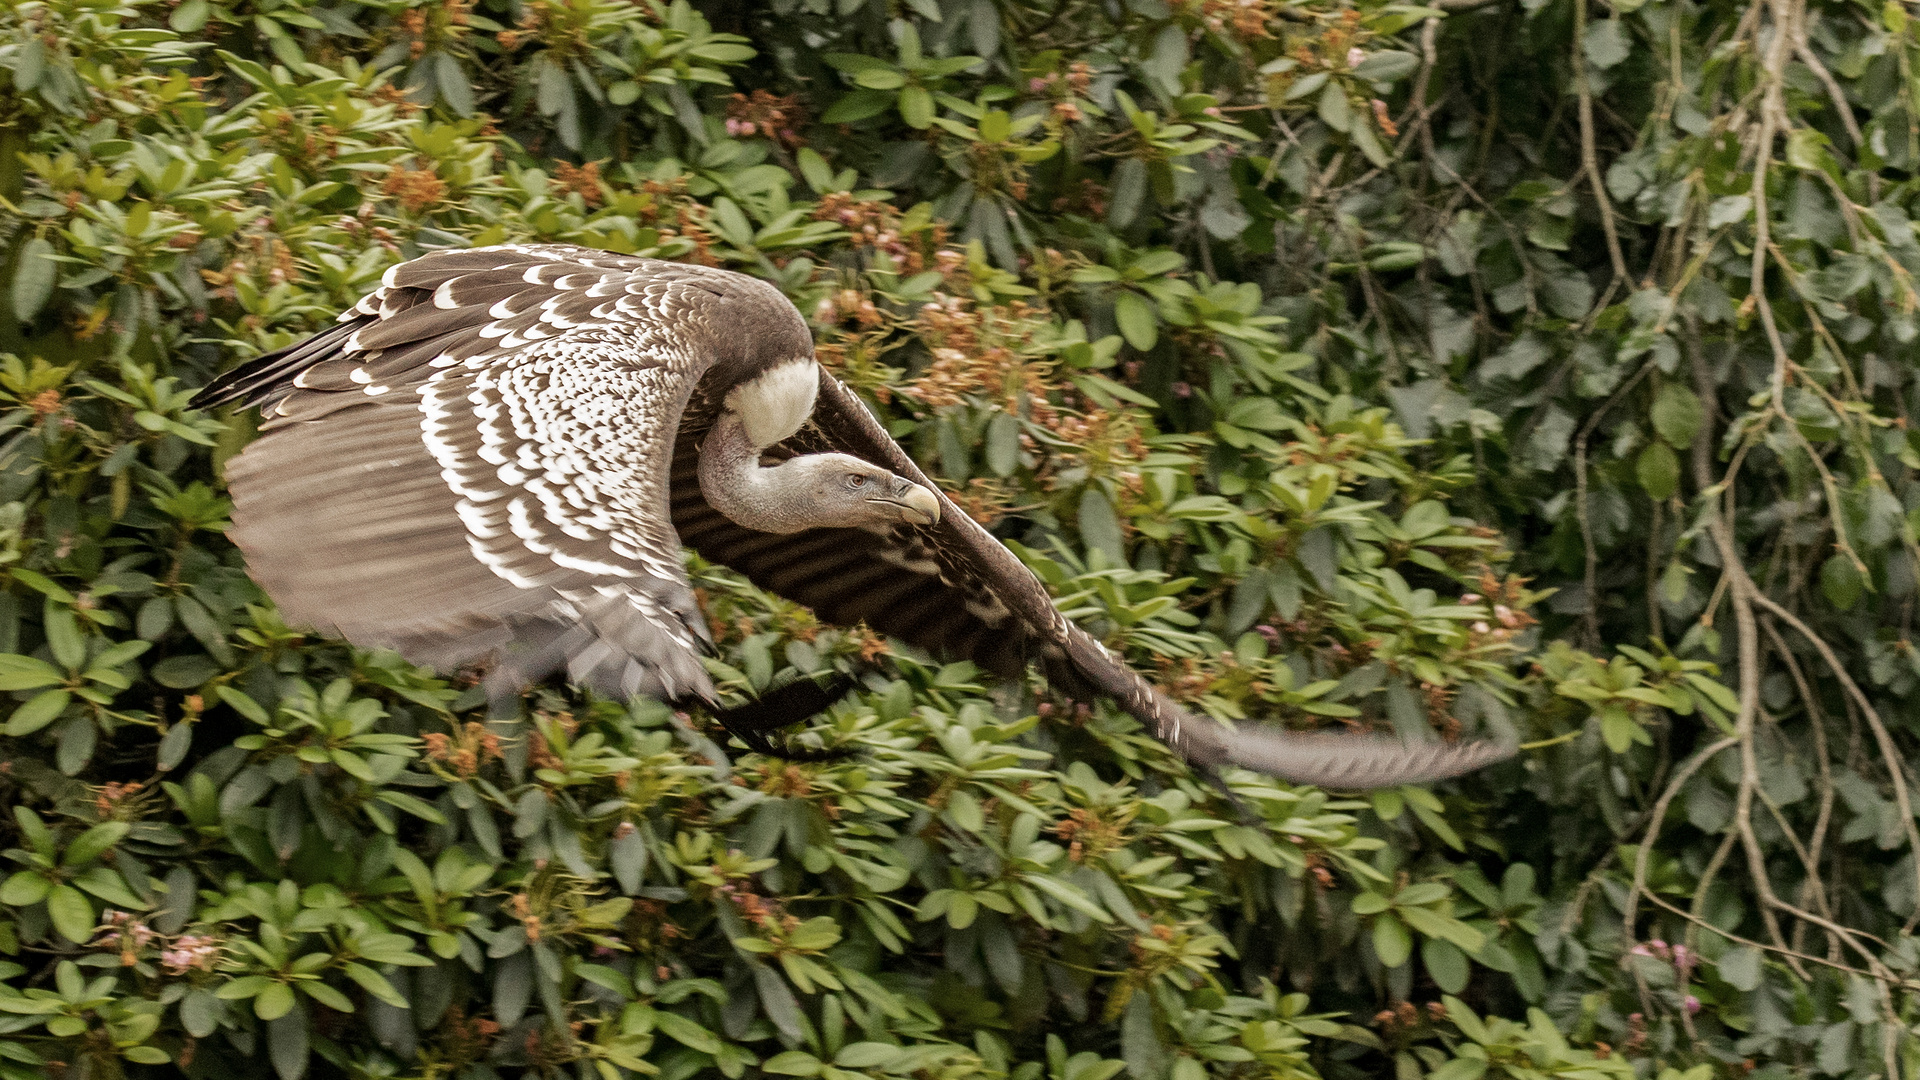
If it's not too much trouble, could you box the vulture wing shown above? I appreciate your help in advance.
[193,245,784,705]
[707,371,1515,788]
[668,393,1047,687]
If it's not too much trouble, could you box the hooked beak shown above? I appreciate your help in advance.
[872,479,942,525]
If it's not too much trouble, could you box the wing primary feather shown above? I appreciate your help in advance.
[698,673,859,761]
[191,319,368,412]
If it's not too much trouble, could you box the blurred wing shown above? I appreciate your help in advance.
[782,372,1515,787]
[201,244,731,703]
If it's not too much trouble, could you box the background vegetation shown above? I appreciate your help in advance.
[0,0,1915,1075]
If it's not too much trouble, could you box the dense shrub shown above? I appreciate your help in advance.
[0,0,1915,1076]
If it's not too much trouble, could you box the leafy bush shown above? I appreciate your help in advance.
[0,0,1915,1076]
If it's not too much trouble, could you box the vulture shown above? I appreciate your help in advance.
[191,243,1513,788]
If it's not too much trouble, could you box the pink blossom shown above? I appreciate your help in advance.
[160,934,221,975]
[1029,77,1050,93]
[1684,995,1701,1015]
[1346,47,1365,68]
[1171,381,1192,398]
[1672,944,1696,976]
[93,911,156,951]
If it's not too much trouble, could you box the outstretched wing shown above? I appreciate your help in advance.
[777,372,1515,787]
[196,244,764,704]
[668,374,1066,692]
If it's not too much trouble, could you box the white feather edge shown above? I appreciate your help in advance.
[724,359,818,448]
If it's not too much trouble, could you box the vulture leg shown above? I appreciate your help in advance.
[705,673,859,761]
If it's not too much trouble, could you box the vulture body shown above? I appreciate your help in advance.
[193,243,1513,787]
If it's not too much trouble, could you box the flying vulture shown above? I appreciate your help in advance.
[191,243,1512,787]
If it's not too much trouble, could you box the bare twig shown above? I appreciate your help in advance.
[1572,0,1631,294]
[1571,357,1659,645]
[1761,618,1840,959]
[1747,589,1920,934]
[1643,889,1920,992]
[1621,735,1739,938]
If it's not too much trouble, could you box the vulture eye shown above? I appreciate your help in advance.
[845,473,869,489]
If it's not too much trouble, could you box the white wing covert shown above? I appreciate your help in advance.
[196,245,760,705]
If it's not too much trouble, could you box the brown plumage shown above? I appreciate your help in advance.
[193,243,1514,787]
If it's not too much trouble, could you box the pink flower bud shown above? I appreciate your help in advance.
[1346,47,1365,68]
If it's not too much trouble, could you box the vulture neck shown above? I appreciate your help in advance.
[698,361,822,536]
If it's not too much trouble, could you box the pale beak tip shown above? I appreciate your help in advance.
[905,485,942,525]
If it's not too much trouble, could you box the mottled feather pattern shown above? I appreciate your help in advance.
[196,244,764,705]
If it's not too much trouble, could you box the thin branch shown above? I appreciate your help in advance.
[1621,735,1740,938]
[1762,617,1840,959]
[1642,889,1920,992]
[1747,588,1920,934]
[1573,0,1630,293]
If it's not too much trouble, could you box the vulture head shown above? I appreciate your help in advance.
[785,458,943,530]
[190,243,1516,789]
[697,357,941,534]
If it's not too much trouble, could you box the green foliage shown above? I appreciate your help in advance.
[0,0,1915,1075]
